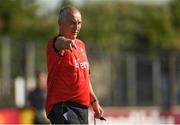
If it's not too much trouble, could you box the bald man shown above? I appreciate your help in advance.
[45,6,104,124]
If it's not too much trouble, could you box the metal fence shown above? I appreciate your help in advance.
[90,51,180,108]
[0,38,180,109]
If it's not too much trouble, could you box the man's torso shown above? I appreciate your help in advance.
[45,37,90,115]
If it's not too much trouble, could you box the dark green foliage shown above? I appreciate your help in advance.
[0,0,180,52]
[80,1,180,53]
[0,0,57,41]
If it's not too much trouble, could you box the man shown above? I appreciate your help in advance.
[28,71,48,124]
[45,6,104,124]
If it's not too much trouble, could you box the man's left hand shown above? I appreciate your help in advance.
[91,101,104,118]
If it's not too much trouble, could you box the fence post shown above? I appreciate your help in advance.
[15,77,26,107]
[26,41,36,91]
[169,54,177,105]
[126,53,137,106]
[1,36,11,96]
[152,56,162,105]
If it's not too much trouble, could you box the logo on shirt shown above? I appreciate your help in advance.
[74,60,89,69]
[80,48,84,53]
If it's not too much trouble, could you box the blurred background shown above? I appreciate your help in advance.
[0,0,180,124]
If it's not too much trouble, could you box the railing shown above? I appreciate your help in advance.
[0,38,180,108]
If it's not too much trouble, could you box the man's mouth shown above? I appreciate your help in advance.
[72,32,78,35]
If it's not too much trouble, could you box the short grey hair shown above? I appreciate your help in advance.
[58,6,80,21]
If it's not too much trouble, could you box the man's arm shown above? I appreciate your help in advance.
[54,36,77,51]
[89,81,104,118]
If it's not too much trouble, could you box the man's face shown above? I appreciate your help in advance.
[60,11,82,39]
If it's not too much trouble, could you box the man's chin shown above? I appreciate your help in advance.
[71,35,77,39]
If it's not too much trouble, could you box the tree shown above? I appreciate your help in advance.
[170,0,180,51]
[0,0,57,41]
[79,1,180,53]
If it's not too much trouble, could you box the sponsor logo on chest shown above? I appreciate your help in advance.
[74,60,89,69]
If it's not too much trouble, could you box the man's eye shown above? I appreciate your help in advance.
[72,21,76,24]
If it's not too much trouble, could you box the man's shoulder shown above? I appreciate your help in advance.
[47,36,56,43]
[76,38,85,45]
[46,36,57,47]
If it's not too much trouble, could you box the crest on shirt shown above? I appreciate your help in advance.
[80,48,84,53]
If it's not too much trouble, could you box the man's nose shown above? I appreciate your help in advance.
[73,23,79,30]
[74,24,78,30]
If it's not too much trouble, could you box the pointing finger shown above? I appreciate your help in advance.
[69,43,73,52]
[71,40,77,49]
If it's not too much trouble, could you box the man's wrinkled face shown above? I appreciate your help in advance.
[60,11,82,39]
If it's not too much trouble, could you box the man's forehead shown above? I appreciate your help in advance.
[68,9,81,17]
[59,7,81,21]
[67,11,81,20]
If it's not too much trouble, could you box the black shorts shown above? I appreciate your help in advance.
[47,102,89,124]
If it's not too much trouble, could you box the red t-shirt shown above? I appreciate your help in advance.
[45,37,90,115]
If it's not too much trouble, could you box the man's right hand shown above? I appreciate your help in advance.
[55,36,77,52]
